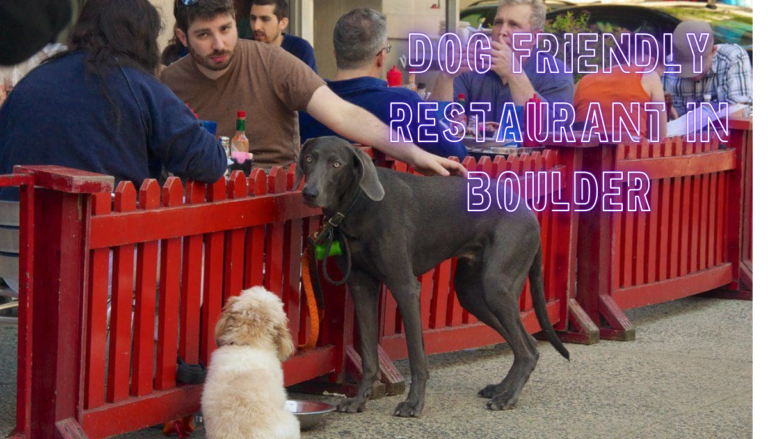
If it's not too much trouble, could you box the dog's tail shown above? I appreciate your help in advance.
[530,243,570,361]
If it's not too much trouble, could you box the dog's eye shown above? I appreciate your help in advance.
[333,162,341,168]
[306,156,313,163]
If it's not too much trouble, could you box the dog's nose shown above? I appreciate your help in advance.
[302,186,319,200]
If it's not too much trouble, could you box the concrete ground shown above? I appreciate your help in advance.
[0,296,751,438]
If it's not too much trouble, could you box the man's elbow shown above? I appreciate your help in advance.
[190,150,227,184]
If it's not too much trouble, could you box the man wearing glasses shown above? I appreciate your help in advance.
[300,8,466,159]
[430,0,573,126]
[162,0,465,177]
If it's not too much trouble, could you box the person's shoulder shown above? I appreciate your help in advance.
[160,54,195,84]
[119,65,177,103]
[242,39,294,65]
[457,70,490,85]
[121,65,164,87]
[284,34,313,51]
[533,51,572,81]
[240,39,281,57]
[381,86,421,103]
[13,51,83,86]
[716,44,750,62]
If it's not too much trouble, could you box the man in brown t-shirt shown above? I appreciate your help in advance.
[162,0,464,177]
[162,33,319,168]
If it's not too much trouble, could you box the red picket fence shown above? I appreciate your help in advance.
[5,128,752,436]
[6,148,596,438]
[8,165,359,438]
[560,132,752,340]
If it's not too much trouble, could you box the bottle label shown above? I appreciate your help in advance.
[236,119,246,132]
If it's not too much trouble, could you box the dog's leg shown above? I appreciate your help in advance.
[337,270,381,414]
[453,258,517,399]
[389,277,428,418]
[482,270,540,411]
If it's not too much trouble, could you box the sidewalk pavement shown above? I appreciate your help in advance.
[0,295,751,438]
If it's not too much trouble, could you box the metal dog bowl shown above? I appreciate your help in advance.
[285,400,334,430]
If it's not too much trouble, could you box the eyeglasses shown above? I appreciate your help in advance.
[379,43,392,55]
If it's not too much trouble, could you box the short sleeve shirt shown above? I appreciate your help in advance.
[453,49,574,123]
[161,39,325,168]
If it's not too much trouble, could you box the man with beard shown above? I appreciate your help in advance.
[161,0,464,176]
[249,0,316,72]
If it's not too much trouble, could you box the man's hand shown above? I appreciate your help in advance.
[406,147,467,177]
[490,37,521,83]
[307,86,466,178]
[490,36,536,105]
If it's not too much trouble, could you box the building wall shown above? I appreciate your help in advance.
[313,0,383,78]
[151,0,177,53]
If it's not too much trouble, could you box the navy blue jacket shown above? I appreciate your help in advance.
[281,33,317,73]
[0,51,226,200]
[300,77,467,159]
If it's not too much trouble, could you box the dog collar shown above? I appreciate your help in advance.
[315,186,362,242]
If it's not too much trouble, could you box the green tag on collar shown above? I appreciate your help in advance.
[315,240,342,261]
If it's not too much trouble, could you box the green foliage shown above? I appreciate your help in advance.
[659,7,753,26]
[541,10,628,82]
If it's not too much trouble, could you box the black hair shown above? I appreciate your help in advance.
[60,0,161,77]
[249,0,289,21]
[175,0,236,34]
[46,0,163,130]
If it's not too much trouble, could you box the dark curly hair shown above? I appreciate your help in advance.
[62,0,161,77]
[46,0,162,130]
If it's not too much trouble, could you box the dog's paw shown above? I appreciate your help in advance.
[485,393,519,411]
[337,398,367,413]
[393,399,423,418]
[477,383,503,399]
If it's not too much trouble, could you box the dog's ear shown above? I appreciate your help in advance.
[293,138,319,191]
[351,146,385,201]
[274,315,294,362]
[215,305,236,347]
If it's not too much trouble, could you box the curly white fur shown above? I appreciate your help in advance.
[202,286,300,439]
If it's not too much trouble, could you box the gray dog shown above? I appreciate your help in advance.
[294,137,569,418]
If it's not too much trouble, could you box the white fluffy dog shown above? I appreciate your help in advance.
[202,286,300,439]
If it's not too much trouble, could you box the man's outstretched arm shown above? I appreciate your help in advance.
[306,85,466,177]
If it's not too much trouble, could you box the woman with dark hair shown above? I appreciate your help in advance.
[0,0,227,201]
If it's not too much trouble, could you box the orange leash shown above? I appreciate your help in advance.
[299,248,323,350]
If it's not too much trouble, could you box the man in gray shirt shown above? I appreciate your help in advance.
[431,0,573,123]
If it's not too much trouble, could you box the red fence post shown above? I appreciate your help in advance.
[703,116,752,299]
[550,147,600,345]
[14,166,113,438]
[1,171,36,439]
[574,145,636,341]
